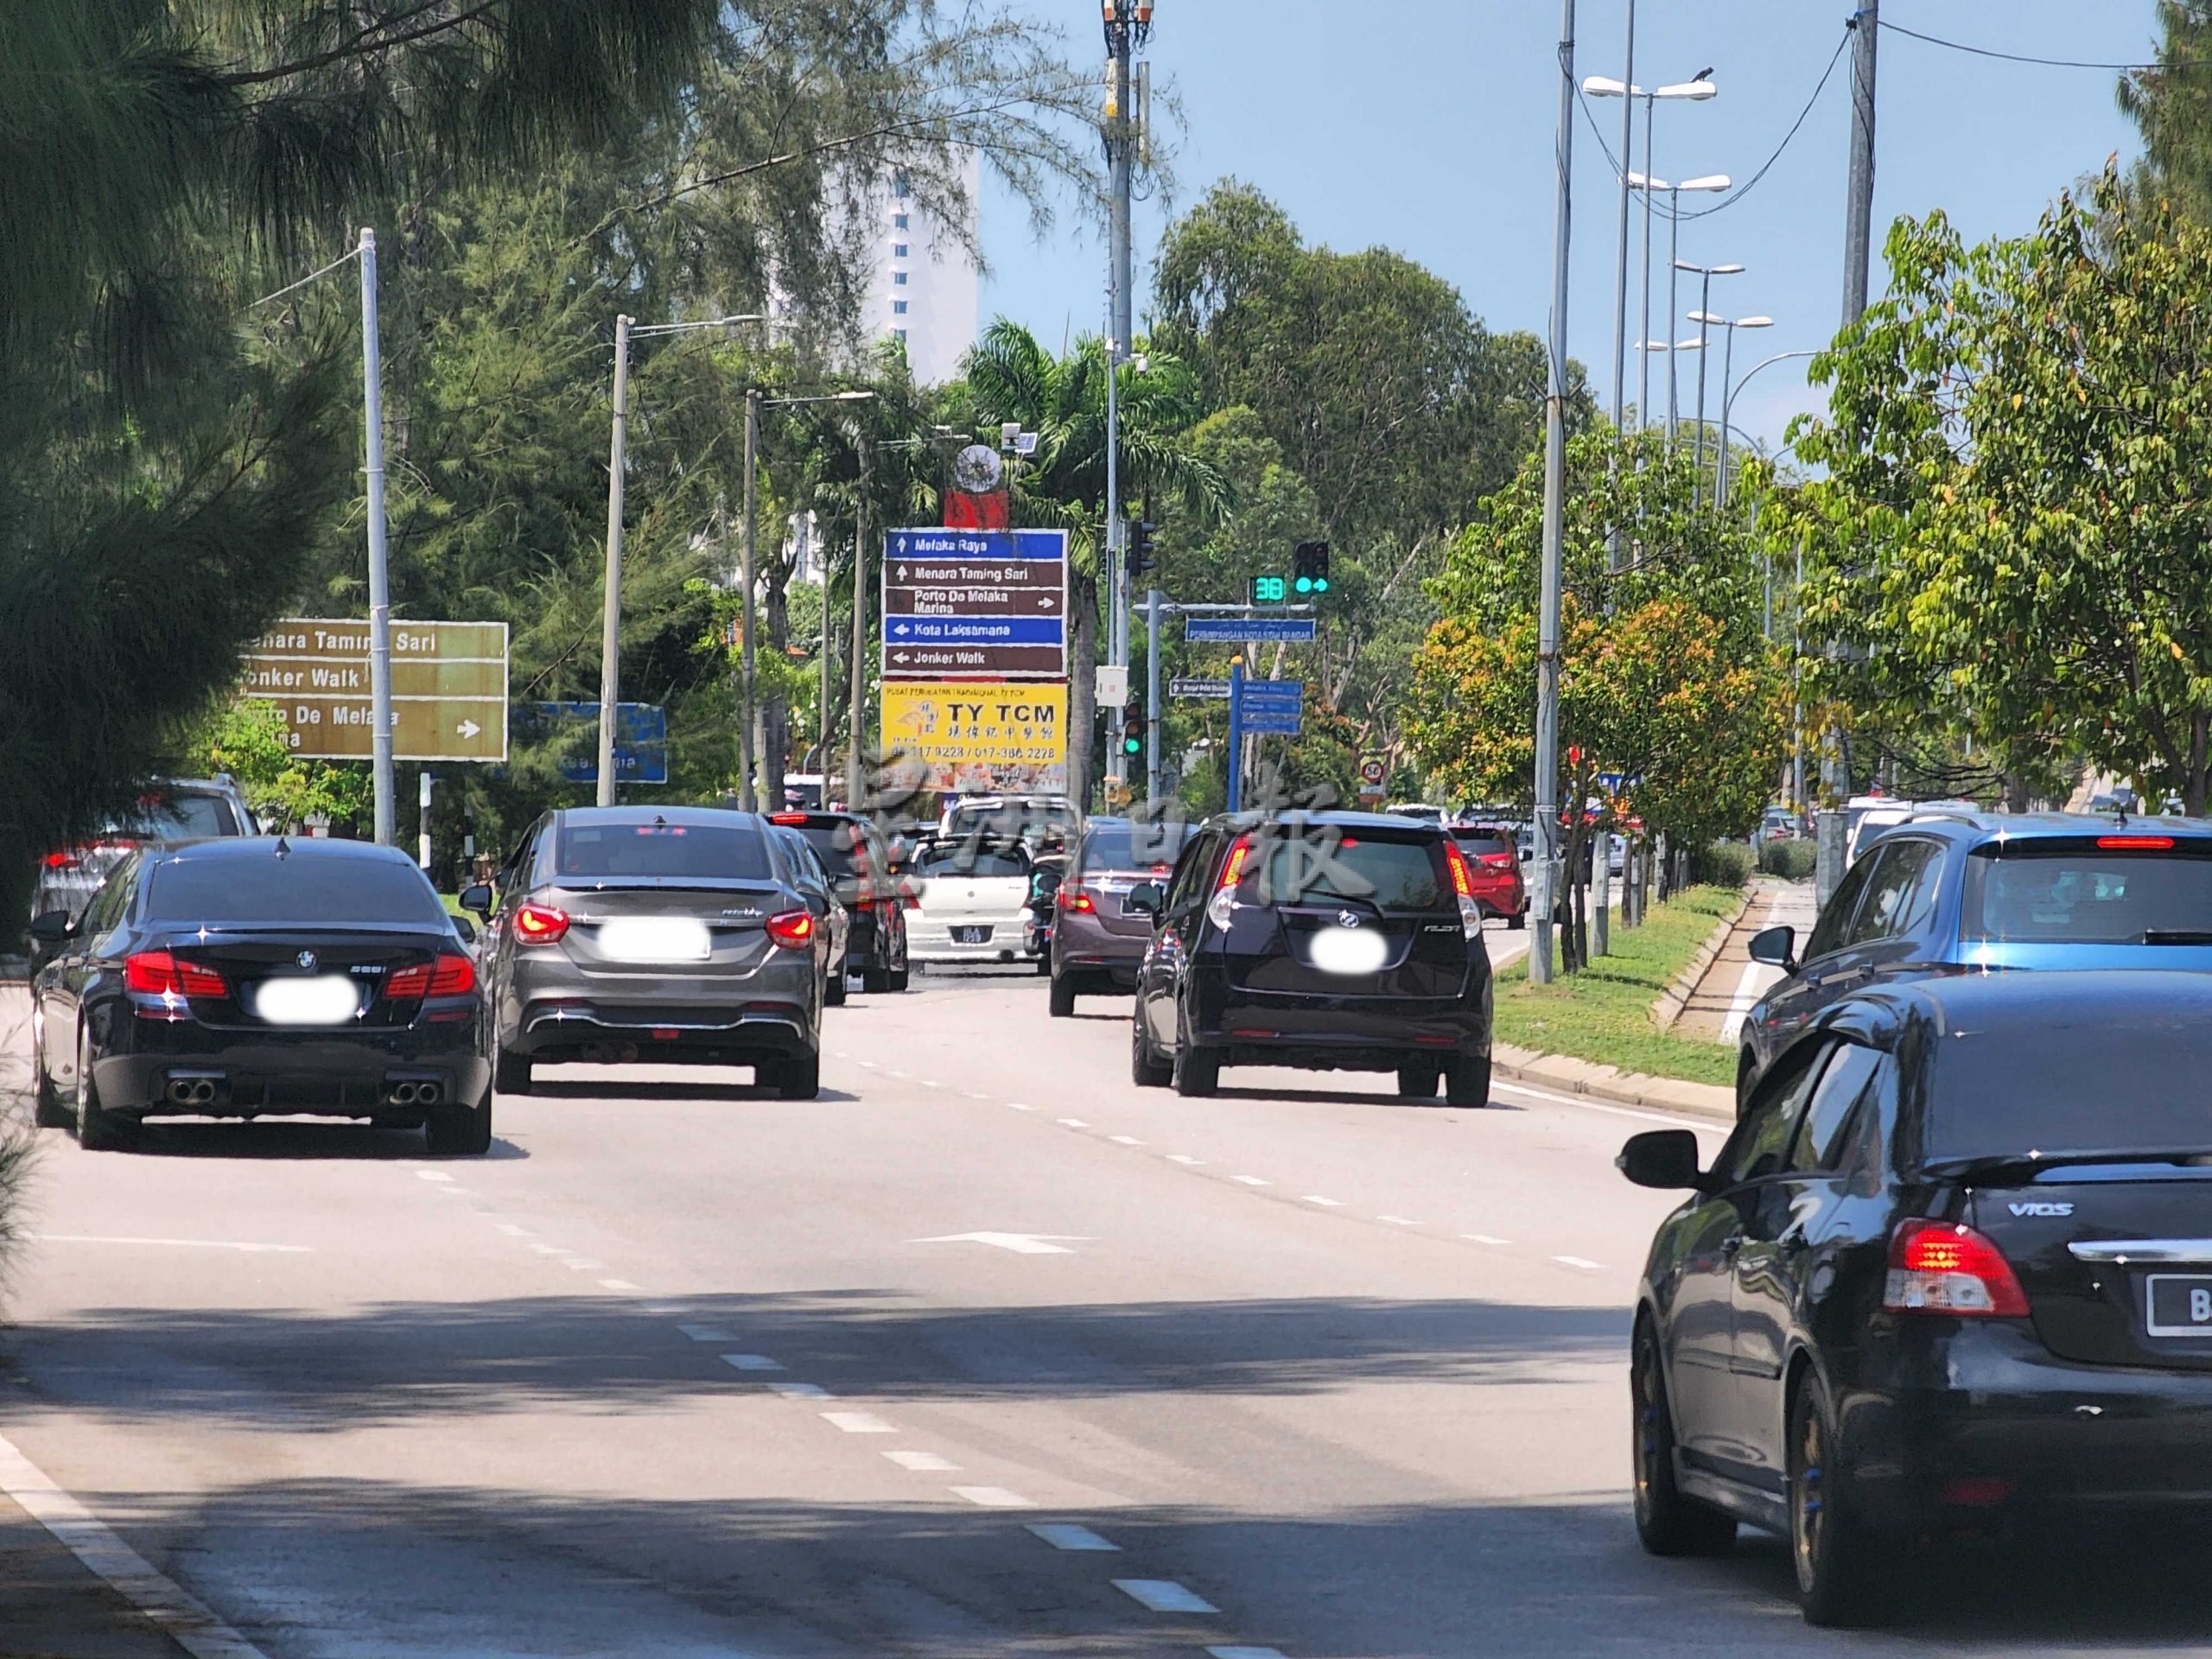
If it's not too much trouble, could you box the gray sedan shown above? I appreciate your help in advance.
[467,806,830,1099]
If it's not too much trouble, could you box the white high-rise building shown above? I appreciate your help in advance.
[862,152,981,386]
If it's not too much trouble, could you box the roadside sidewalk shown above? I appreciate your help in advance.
[0,1478,197,1658]
[1672,877,1821,1046]
[1492,1039,1736,1123]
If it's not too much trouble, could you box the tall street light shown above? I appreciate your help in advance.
[1673,261,1743,493]
[741,388,877,812]
[1687,312,1771,507]
[600,312,773,807]
[1717,346,1813,510]
[1583,73,1716,436]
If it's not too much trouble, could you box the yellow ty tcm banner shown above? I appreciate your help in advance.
[880,681,1067,768]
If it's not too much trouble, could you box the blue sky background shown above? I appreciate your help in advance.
[975,3,2157,454]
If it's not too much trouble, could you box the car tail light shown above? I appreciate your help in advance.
[770,812,809,825]
[1440,841,1484,940]
[2098,835,2176,850]
[385,954,477,999]
[513,903,569,944]
[124,951,227,998]
[1058,888,1096,913]
[1206,835,1255,932]
[765,909,816,950]
[1478,851,1515,868]
[41,849,78,869]
[1884,1220,2030,1318]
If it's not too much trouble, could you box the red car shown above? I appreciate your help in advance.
[1449,823,1527,929]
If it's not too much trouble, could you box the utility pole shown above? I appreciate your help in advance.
[1609,0,1637,467]
[359,228,396,844]
[1145,588,1164,802]
[597,314,632,809]
[740,386,761,812]
[1101,4,1150,798]
[848,432,871,813]
[810,514,830,783]
[1531,0,1575,986]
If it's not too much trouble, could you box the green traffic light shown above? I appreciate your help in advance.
[1295,575,1313,594]
[1122,737,1142,755]
[1314,577,1329,593]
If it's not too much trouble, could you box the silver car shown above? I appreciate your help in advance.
[467,807,830,1099]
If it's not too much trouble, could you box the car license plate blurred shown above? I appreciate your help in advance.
[251,976,361,1026]
[2145,1274,2212,1337]
[951,925,991,944]
[598,917,712,963]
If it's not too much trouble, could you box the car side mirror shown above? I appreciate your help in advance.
[28,910,73,945]
[1748,924,1798,975]
[459,883,495,920]
[1617,1129,1706,1191]
[1127,881,1164,918]
[452,914,478,945]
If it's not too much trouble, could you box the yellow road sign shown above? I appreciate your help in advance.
[880,682,1065,767]
[241,617,509,762]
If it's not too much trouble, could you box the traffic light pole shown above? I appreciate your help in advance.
[1145,587,1163,802]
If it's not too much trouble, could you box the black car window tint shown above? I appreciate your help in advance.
[1160,833,1210,917]
[1787,1043,1884,1173]
[1081,823,1193,874]
[1247,832,1449,912]
[1721,1044,1831,1187]
[146,856,448,924]
[1803,852,1879,961]
[1891,842,1945,938]
[80,861,132,937]
[1960,841,2212,944]
[1846,840,1937,948]
[554,821,772,880]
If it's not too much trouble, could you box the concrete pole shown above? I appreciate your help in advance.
[596,314,632,808]
[740,387,761,812]
[1637,96,1656,433]
[1145,588,1163,803]
[1102,10,1135,787]
[1692,268,1714,503]
[1665,190,1682,444]
[848,434,871,812]
[1531,0,1575,986]
[1609,2,1637,438]
[1715,323,1737,509]
[812,514,830,780]
[359,228,396,844]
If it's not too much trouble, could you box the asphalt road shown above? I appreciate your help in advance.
[1,969,2209,1656]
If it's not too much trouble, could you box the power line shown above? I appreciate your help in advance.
[1877,19,2178,73]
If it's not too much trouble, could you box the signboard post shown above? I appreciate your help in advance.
[881,529,1068,679]
[242,619,508,761]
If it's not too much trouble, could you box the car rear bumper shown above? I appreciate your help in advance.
[97,1020,489,1119]
[1841,1322,2212,1524]
[1185,983,1491,1071]
[906,922,1029,963]
[842,908,895,971]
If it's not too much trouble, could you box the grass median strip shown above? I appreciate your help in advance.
[1491,885,1742,1089]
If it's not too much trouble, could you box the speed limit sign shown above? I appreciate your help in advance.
[1359,759,1386,785]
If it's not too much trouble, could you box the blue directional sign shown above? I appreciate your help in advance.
[882,527,1068,679]
[884,615,1065,646]
[1185,616,1318,645]
[1238,679,1305,735]
[527,702,669,785]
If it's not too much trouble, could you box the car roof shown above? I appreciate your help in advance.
[1859,809,2212,851]
[149,835,419,867]
[1204,808,1449,836]
[555,805,760,829]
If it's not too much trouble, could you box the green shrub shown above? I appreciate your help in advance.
[1695,840,1756,888]
[1760,838,1818,880]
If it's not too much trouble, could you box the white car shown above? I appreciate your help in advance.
[905,842,1037,965]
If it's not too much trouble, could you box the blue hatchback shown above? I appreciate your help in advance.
[1737,811,2212,1106]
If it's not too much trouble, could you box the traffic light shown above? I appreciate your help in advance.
[1252,574,1287,603]
[1128,520,1158,580]
[1121,700,1145,760]
[1294,540,1331,594]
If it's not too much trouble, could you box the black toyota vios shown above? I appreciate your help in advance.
[1620,970,2212,1626]
[29,837,492,1154]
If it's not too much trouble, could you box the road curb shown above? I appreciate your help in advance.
[1650,886,1756,1032]
[1492,1041,1736,1124]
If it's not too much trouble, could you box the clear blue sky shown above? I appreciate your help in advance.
[976,2,2156,454]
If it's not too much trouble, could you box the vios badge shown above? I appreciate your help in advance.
[296,950,317,971]
[2008,1201,2074,1217]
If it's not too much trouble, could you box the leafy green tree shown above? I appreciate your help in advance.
[1786,166,2212,811]
[2120,3,2212,219]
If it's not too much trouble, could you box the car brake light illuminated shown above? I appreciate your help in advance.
[771,812,809,825]
[2097,835,2177,850]
[124,951,227,998]
[385,954,477,999]
[1440,841,1484,940]
[1207,835,1255,932]
[513,903,569,944]
[765,910,816,950]
[41,849,77,869]
[1058,889,1096,913]
[1884,1219,2030,1317]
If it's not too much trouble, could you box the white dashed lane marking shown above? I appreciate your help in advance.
[1167,1154,1205,1166]
[1109,1135,1146,1146]
[414,1170,454,1184]
[1114,1579,1219,1614]
[950,1485,1034,1509]
[1057,1117,1090,1128]
[599,1279,641,1293]
[680,1324,738,1343]
[1028,1522,1118,1552]
[721,1354,785,1373]
[1208,1649,1287,1658]
[1377,1216,1420,1226]
[1463,1234,1512,1246]
[1553,1255,1605,1270]
[1230,1176,1270,1187]
[563,1258,607,1270]
[1301,1196,1344,1208]
[769,1382,831,1400]
[884,1450,958,1472]
[1007,1102,1036,1111]
[821,1411,896,1434]
[493,1223,531,1236]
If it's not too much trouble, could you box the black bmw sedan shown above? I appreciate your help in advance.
[1620,970,2212,1625]
[29,837,491,1154]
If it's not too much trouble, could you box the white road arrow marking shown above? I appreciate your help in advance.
[457,719,481,739]
[912,1231,1090,1255]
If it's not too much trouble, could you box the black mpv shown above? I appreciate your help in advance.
[1128,810,1493,1104]
[1622,970,2212,1625]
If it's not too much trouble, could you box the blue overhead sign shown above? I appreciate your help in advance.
[882,527,1068,679]
[1185,617,1318,645]
[526,702,670,785]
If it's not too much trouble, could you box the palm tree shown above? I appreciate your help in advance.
[949,320,1231,807]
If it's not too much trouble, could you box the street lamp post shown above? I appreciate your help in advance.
[1687,314,1774,506]
[600,313,772,808]
[1717,346,1813,509]
[1673,263,1743,498]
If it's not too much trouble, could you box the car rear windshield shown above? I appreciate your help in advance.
[1452,829,1513,857]
[102,793,240,840]
[789,823,868,877]
[1239,830,1449,911]
[147,855,446,924]
[554,821,771,881]
[1929,1015,2212,1164]
[1081,822,1193,874]
[917,843,1029,879]
[1962,841,2212,944]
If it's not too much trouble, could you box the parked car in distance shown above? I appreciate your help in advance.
[1737,810,2212,1106]
[937,793,1081,849]
[29,836,490,1153]
[1048,814,1198,1014]
[469,806,830,1100]
[1448,823,1527,929]
[767,823,851,1006]
[1624,971,2212,1625]
[1128,810,1494,1104]
[903,836,1035,966]
[1384,802,1451,824]
[766,811,909,994]
[29,777,254,936]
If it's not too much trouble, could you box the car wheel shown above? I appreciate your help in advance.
[1443,1052,1491,1108]
[887,967,910,992]
[73,1027,130,1153]
[494,1046,533,1096]
[1630,1319,1737,1557]
[1035,951,1052,977]
[1130,1014,1172,1088]
[1396,1065,1440,1099]
[861,968,892,994]
[776,1048,822,1101]
[425,1084,493,1156]
[1789,1369,1885,1627]
[1172,1033,1219,1097]
[1736,1051,1758,1118]
[824,969,848,1007]
[1048,974,1077,1018]
[32,1020,70,1129]
[1507,906,1527,931]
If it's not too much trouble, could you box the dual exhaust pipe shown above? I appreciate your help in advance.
[165,1077,218,1107]
[385,1080,443,1108]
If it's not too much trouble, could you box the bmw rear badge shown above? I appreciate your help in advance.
[1337,911,1359,927]
[296,950,317,971]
